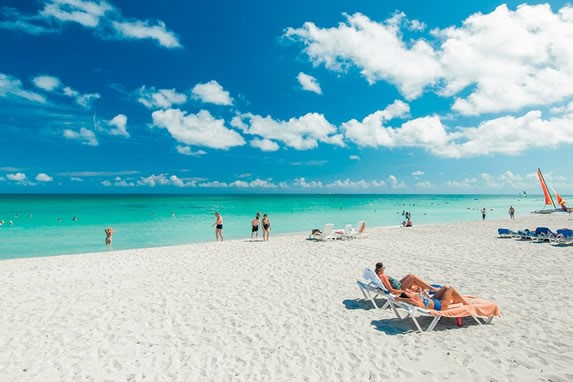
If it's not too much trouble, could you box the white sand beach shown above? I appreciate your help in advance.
[1,214,573,381]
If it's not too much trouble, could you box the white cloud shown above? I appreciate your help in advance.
[416,181,432,189]
[7,172,27,182]
[412,170,424,176]
[198,181,229,188]
[101,176,135,187]
[137,86,188,109]
[286,12,442,99]
[41,0,112,28]
[2,0,181,48]
[136,174,196,187]
[387,175,406,188]
[286,4,573,114]
[326,179,386,189]
[250,138,280,152]
[35,173,53,182]
[349,155,360,160]
[111,19,181,48]
[32,75,62,91]
[0,73,46,103]
[63,127,98,146]
[152,109,246,150]
[62,86,100,108]
[107,114,129,137]
[191,81,233,106]
[232,112,344,150]
[297,72,322,94]
[176,145,207,156]
[293,177,323,188]
[445,178,478,189]
[229,178,278,188]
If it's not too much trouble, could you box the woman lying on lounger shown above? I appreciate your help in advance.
[396,286,469,311]
[375,262,438,295]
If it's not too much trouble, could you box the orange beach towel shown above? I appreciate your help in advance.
[428,296,501,318]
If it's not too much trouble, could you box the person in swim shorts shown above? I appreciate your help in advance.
[213,212,224,241]
[251,215,259,240]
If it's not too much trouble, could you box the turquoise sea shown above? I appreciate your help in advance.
[0,194,557,260]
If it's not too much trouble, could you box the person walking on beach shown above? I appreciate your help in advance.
[508,206,515,220]
[251,215,260,240]
[213,212,224,241]
[104,227,115,245]
[262,213,271,241]
[481,208,486,221]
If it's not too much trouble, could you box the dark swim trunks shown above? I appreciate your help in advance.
[252,225,259,232]
[216,224,223,229]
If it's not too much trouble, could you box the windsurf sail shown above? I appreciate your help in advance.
[537,168,556,208]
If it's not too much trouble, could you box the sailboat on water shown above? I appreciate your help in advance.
[532,168,572,214]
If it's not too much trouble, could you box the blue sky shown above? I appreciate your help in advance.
[1,0,573,194]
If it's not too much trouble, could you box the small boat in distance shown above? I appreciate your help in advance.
[532,168,572,214]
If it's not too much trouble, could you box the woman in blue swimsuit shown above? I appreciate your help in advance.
[397,286,468,311]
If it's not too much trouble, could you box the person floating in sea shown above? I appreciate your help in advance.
[213,212,224,241]
[104,227,115,245]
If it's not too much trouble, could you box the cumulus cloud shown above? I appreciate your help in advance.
[176,145,207,156]
[32,75,62,91]
[286,4,573,114]
[285,12,441,99]
[250,138,280,152]
[7,172,27,182]
[136,174,196,188]
[107,114,129,137]
[137,86,188,109]
[412,170,424,176]
[191,81,233,106]
[232,112,344,150]
[349,155,360,160]
[35,173,53,182]
[63,127,98,146]
[152,109,245,150]
[325,178,386,189]
[1,0,181,48]
[111,19,181,48]
[0,73,46,103]
[30,74,100,108]
[297,72,322,94]
[293,177,323,188]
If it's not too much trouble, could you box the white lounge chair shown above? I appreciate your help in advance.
[390,297,500,333]
[353,221,369,239]
[309,224,339,241]
[342,224,355,240]
[356,268,401,316]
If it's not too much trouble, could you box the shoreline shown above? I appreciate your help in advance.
[1,214,572,380]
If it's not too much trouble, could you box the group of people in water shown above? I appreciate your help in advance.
[374,262,468,311]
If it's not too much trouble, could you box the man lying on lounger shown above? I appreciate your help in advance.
[375,262,438,295]
[396,286,469,311]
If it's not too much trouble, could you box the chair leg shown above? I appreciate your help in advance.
[426,316,441,332]
[410,316,424,333]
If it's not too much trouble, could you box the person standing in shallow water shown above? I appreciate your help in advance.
[104,227,115,246]
[213,212,224,241]
[262,214,271,241]
[508,206,515,220]
[481,208,487,220]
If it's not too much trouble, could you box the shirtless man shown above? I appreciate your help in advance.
[213,212,224,241]
[104,227,115,245]
[251,216,259,240]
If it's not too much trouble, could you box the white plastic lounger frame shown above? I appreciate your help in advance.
[391,300,495,333]
[356,268,401,317]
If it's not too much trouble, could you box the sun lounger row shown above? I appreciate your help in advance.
[498,227,573,244]
[356,268,501,333]
[308,222,369,241]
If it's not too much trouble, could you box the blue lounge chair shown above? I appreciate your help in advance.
[552,229,573,245]
[530,227,558,242]
[498,228,518,238]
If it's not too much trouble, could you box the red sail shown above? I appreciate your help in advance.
[555,190,566,206]
[537,169,555,207]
